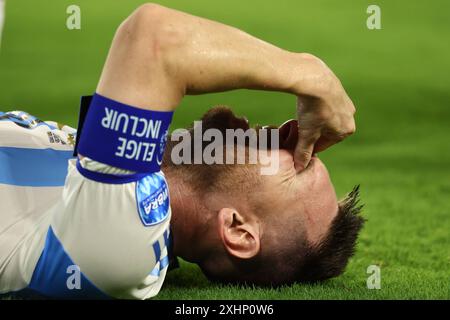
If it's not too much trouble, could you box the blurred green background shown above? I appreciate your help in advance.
[0,0,448,299]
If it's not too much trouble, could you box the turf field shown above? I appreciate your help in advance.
[0,0,448,299]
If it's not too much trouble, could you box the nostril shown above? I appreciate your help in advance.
[279,119,298,149]
[280,125,290,141]
[287,120,297,138]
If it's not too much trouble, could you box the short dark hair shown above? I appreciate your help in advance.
[202,186,365,286]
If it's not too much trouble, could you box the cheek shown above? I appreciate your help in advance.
[301,194,338,244]
[258,149,296,178]
[298,162,338,243]
[274,149,296,175]
[311,166,337,214]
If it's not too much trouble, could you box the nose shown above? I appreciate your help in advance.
[278,119,298,151]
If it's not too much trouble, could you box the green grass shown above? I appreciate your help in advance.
[1,0,449,299]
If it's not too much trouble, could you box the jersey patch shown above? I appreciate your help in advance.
[135,173,170,226]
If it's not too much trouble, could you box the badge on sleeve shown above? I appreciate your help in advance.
[135,173,170,226]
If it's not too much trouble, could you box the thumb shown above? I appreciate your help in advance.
[294,130,319,172]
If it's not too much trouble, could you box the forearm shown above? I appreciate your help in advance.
[161,8,301,95]
[93,3,354,171]
[96,4,325,111]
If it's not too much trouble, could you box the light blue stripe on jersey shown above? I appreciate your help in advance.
[160,255,169,269]
[28,227,109,299]
[150,256,169,277]
[0,147,74,187]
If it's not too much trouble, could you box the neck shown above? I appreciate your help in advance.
[165,169,211,263]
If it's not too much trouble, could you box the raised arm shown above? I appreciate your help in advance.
[96,3,356,170]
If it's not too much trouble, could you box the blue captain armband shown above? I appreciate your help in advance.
[76,93,173,173]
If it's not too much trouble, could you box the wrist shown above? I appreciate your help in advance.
[289,52,335,97]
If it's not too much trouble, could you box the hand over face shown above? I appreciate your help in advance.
[293,54,356,172]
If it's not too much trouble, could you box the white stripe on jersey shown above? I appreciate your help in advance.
[0,113,77,292]
[0,185,52,292]
[50,159,171,299]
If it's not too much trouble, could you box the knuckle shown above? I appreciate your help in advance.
[299,131,321,144]
[348,101,357,115]
[332,122,355,140]
[342,124,356,136]
[344,120,356,134]
[296,149,312,161]
[317,107,332,122]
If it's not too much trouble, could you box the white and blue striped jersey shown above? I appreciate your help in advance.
[0,111,172,299]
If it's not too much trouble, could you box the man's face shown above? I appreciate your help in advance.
[167,107,356,284]
[260,147,339,245]
[254,119,339,245]
[167,107,338,247]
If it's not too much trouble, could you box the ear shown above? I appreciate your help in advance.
[217,208,261,259]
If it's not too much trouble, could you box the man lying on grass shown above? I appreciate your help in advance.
[0,3,364,299]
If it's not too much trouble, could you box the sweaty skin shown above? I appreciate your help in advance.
[95,3,356,172]
[92,3,354,264]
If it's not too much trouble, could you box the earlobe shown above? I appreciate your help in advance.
[218,208,261,259]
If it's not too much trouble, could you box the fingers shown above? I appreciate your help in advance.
[294,120,355,172]
[313,136,336,153]
[313,124,355,153]
[294,129,320,172]
[293,91,357,172]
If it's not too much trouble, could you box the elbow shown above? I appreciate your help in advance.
[115,3,182,63]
